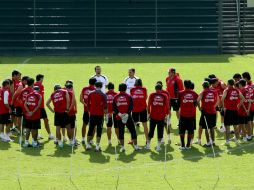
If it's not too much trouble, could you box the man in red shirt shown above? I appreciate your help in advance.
[166,68,183,123]
[196,81,219,147]
[80,78,96,144]
[10,70,21,121]
[130,79,148,144]
[146,84,169,151]
[178,80,198,150]
[46,85,70,148]
[242,72,254,138]
[238,79,252,141]
[86,82,107,152]
[0,80,12,142]
[113,83,141,152]
[105,82,118,145]
[221,79,245,145]
[23,86,42,148]
[34,74,54,140]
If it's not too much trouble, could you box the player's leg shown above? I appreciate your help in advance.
[95,116,103,151]
[86,116,96,150]
[156,120,164,151]
[141,109,149,143]
[106,116,112,145]
[186,118,194,148]
[146,118,156,149]
[118,121,125,152]
[113,114,119,140]
[81,112,89,144]
[179,116,186,149]
[126,118,140,150]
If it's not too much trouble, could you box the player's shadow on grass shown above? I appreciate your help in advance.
[104,144,121,155]
[149,145,174,162]
[215,129,225,140]
[20,147,43,156]
[203,146,223,158]
[0,142,11,150]
[83,150,110,164]
[180,146,204,162]
[226,142,254,156]
[117,150,139,163]
[48,147,72,157]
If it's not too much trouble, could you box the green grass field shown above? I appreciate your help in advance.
[0,54,254,190]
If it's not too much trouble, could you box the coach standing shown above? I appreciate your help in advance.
[124,68,139,94]
[91,66,109,93]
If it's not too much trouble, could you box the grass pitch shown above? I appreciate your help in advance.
[0,54,254,190]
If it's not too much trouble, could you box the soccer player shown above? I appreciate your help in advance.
[178,80,198,150]
[34,74,54,140]
[80,78,96,144]
[146,84,169,151]
[91,66,108,93]
[105,82,118,145]
[130,79,148,144]
[113,83,141,152]
[124,68,139,94]
[242,72,254,138]
[46,85,70,148]
[196,81,219,147]
[166,68,184,123]
[233,73,242,83]
[238,79,252,141]
[221,79,245,145]
[23,86,42,148]
[0,80,12,142]
[86,82,107,151]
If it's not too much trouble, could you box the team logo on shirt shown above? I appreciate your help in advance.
[153,95,164,106]
[229,90,239,100]
[204,93,215,102]
[183,94,194,103]
[116,96,128,106]
[53,92,64,102]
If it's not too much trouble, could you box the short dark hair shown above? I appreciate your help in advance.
[129,68,135,73]
[94,66,101,71]
[65,83,73,89]
[12,70,21,77]
[202,81,210,89]
[36,74,44,82]
[89,78,97,85]
[190,82,195,90]
[155,84,162,91]
[119,83,127,92]
[242,72,251,81]
[184,80,192,89]
[95,81,102,88]
[108,82,114,90]
[233,73,241,80]
[54,84,61,91]
[65,80,73,85]
[135,79,142,87]
[239,79,247,87]
[27,78,34,86]
[208,74,216,79]
[227,79,235,86]
[33,86,40,92]
[7,79,13,85]
[209,78,218,85]
[2,80,10,87]
[156,81,163,86]
[22,76,29,82]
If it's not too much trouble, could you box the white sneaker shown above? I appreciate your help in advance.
[134,145,142,151]
[5,135,14,142]
[89,140,95,145]
[48,134,55,140]
[23,141,30,148]
[95,145,101,152]
[86,143,92,150]
[179,146,186,151]
[0,133,6,142]
[58,141,64,148]
[120,147,125,152]
[161,138,165,144]
[156,145,161,152]
[219,126,226,133]
[193,139,201,145]
[243,137,248,142]
[145,144,150,150]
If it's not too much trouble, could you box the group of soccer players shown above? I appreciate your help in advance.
[0,66,254,152]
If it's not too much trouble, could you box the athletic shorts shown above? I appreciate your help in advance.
[10,105,16,116]
[224,110,238,126]
[106,114,117,128]
[15,106,23,117]
[148,118,164,139]
[88,115,104,138]
[54,112,70,128]
[132,109,148,123]
[238,115,248,125]
[170,99,180,111]
[25,119,41,130]
[83,111,89,125]
[199,112,216,129]
[40,108,48,119]
[249,111,254,121]
[69,115,76,129]
[0,113,11,125]
[179,116,195,135]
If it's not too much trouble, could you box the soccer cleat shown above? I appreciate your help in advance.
[185,146,191,150]
[156,145,161,152]
[193,139,201,145]
[203,143,211,148]
[134,145,142,151]
[63,136,68,142]
[32,142,41,148]
[11,127,20,135]
[219,126,226,133]
[144,144,150,150]
[89,140,95,146]
[243,137,248,142]
[5,135,14,142]
[48,134,55,140]
[95,146,101,152]
[120,147,125,152]
[86,143,92,150]
[23,141,30,148]
[58,141,64,148]
[179,146,186,151]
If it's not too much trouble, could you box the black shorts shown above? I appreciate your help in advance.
[0,113,11,125]
[24,119,41,130]
[148,118,164,139]
[132,109,148,123]
[10,105,16,116]
[106,114,117,128]
[249,111,254,121]
[179,116,195,135]
[40,108,48,119]
[170,99,180,111]
[117,117,137,140]
[69,115,76,129]
[224,110,238,126]
[88,115,104,138]
[83,111,89,125]
[238,115,249,125]
[16,106,23,117]
[199,112,217,129]
[54,112,70,128]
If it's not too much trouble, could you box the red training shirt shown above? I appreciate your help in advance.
[130,86,147,112]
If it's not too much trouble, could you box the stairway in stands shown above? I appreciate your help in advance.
[221,0,254,53]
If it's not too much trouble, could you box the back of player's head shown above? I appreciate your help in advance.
[94,65,101,71]
[202,81,210,89]
[54,84,61,91]
[184,80,192,89]
[155,84,162,91]
[7,79,13,85]
[208,74,216,79]
[65,82,73,89]
[168,68,176,74]
[209,78,218,85]
[12,70,21,77]
[204,78,210,83]
[227,79,235,86]
[95,81,102,88]
[108,82,114,90]
[242,72,251,81]
[2,80,10,87]
[190,82,195,90]
[129,68,135,73]
[27,78,34,86]
[156,81,163,86]
[119,83,127,92]
[239,79,247,87]
[22,76,29,82]
[89,78,97,85]
[36,74,44,82]
[33,86,40,92]
[233,73,241,80]
[135,79,142,87]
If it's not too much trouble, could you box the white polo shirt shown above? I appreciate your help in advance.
[124,76,139,94]
[91,74,109,93]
